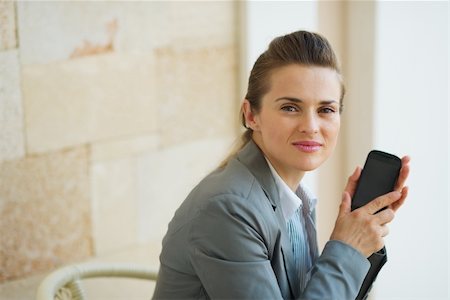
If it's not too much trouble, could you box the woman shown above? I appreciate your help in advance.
[153,30,410,299]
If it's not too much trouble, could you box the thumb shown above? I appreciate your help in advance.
[338,191,351,217]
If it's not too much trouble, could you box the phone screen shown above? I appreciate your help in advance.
[351,151,401,211]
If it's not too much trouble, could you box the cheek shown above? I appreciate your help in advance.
[259,113,287,137]
[266,119,297,144]
[323,119,341,142]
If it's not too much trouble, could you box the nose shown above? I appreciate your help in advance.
[298,111,319,135]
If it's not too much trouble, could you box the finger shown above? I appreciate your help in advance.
[344,167,361,197]
[390,186,409,212]
[338,191,351,218]
[375,208,395,225]
[395,156,410,191]
[395,164,410,191]
[400,155,410,165]
[363,191,402,215]
[380,225,390,237]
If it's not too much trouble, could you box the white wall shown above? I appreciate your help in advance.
[372,2,449,299]
[242,1,317,75]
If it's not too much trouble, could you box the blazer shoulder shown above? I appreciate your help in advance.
[177,157,272,222]
[199,158,258,200]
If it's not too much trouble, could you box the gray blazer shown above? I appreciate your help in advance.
[153,140,370,299]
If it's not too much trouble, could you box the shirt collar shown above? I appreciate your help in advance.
[265,157,317,222]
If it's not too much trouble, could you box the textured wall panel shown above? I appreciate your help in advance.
[22,53,156,154]
[0,1,17,50]
[0,50,25,161]
[91,157,138,255]
[0,147,92,281]
[155,46,237,148]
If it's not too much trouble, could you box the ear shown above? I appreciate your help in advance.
[242,100,260,131]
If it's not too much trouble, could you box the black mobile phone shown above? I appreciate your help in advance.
[351,150,402,211]
[352,150,402,300]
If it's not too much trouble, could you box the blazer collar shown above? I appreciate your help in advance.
[236,139,300,298]
[236,139,279,208]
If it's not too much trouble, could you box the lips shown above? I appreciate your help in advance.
[292,141,323,153]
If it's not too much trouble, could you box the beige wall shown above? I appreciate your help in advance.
[0,1,239,284]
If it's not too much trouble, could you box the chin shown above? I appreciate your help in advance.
[296,158,325,172]
[299,165,319,172]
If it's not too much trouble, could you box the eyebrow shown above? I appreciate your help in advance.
[275,97,339,105]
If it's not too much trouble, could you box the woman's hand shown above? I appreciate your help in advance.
[390,156,410,212]
[330,156,410,257]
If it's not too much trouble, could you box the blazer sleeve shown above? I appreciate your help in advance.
[188,194,370,300]
[302,240,371,300]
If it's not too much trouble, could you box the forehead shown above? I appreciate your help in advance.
[265,64,341,102]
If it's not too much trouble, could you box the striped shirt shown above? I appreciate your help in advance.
[265,158,318,293]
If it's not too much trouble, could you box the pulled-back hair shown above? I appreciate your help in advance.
[220,30,344,168]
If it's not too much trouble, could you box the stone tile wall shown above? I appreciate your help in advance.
[0,1,238,285]
[0,1,17,51]
[0,147,92,282]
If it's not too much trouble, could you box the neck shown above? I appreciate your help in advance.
[270,159,305,192]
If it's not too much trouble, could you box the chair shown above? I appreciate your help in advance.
[35,262,158,300]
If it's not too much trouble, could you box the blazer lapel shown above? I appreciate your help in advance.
[275,202,301,298]
[237,140,299,299]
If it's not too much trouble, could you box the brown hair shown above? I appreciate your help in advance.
[220,30,344,168]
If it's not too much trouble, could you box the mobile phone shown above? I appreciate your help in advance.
[351,150,402,212]
[352,150,402,300]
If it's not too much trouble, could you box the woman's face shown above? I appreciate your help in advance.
[244,64,341,184]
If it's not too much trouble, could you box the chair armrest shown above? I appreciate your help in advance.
[35,262,158,300]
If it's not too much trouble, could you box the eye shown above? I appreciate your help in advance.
[281,105,299,113]
[319,106,337,114]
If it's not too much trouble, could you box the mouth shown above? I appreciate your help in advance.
[292,141,323,153]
